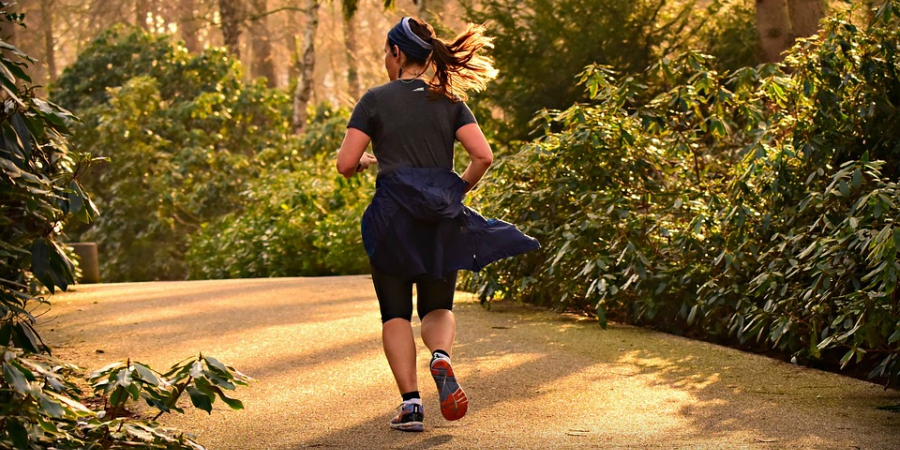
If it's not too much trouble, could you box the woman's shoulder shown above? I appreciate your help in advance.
[367,80,403,95]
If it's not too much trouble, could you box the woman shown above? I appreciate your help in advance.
[336,16,538,432]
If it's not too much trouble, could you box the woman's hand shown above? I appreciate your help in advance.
[357,152,378,172]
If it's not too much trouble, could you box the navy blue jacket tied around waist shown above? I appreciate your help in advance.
[361,167,540,280]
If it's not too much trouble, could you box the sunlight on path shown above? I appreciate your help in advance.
[44,277,900,449]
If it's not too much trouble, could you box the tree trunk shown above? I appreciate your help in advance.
[136,0,150,30]
[756,0,794,63]
[787,0,827,39]
[250,0,276,87]
[414,0,429,21]
[292,0,319,134]
[219,0,243,58]
[41,0,56,81]
[343,11,360,100]
[179,0,201,53]
[286,7,300,81]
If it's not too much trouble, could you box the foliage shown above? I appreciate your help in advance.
[53,27,294,282]
[1,14,253,449]
[462,0,754,142]
[1,348,249,449]
[700,0,759,72]
[466,1,900,385]
[0,4,98,353]
[186,106,373,279]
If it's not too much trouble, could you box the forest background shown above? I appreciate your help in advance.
[3,1,900,445]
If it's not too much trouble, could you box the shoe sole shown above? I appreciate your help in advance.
[390,421,424,432]
[431,359,468,421]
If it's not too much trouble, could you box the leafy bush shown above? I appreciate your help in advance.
[466,1,900,384]
[54,27,372,282]
[0,5,97,353]
[463,0,755,142]
[1,348,249,449]
[54,27,294,282]
[0,9,252,449]
[186,106,373,278]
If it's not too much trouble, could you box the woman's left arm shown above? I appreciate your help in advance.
[336,128,375,178]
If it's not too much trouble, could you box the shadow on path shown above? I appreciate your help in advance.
[44,278,900,450]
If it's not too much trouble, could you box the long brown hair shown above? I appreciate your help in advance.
[406,18,498,102]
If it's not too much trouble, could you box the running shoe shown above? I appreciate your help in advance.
[390,401,424,432]
[430,356,468,421]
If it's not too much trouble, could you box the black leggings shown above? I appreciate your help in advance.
[370,264,457,323]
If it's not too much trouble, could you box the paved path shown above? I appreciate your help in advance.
[44,277,899,449]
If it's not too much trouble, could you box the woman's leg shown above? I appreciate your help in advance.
[421,309,456,355]
[417,271,468,421]
[382,318,418,394]
[370,264,419,396]
[417,271,459,354]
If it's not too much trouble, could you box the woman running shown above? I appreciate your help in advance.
[336,16,539,432]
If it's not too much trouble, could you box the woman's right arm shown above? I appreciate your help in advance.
[336,128,374,178]
[456,123,493,193]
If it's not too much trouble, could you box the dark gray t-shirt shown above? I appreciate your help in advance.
[347,79,477,176]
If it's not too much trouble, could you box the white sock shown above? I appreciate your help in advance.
[404,398,423,406]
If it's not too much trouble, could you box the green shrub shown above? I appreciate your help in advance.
[0,5,97,353]
[186,106,373,279]
[1,348,249,449]
[0,9,251,449]
[463,0,751,142]
[54,27,294,282]
[466,1,900,385]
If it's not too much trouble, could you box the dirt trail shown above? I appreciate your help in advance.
[44,276,899,449]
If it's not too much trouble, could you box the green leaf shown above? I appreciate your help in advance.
[215,390,244,410]
[8,419,28,449]
[109,386,128,406]
[3,361,30,393]
[840,349,854,369]
[88,362,124,381]
[687,304,699,325]
[888,328,900,344]
[187,386,213,414]
[132,362,159,386]
[31,237,54,293]
[39,393,66,418]
[203,356,230,377]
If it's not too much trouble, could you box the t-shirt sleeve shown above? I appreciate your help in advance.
[347,90,377,136]
[453,101,477,131]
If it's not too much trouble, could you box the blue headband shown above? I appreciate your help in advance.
[387,17,432,62]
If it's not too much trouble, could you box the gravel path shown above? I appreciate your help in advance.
[43,276,900,449]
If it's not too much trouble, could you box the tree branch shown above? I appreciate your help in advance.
[246,6,308,22]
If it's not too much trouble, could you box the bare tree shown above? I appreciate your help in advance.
[219,0,243,57]
[292,0,319,134]
[756,0,794,63]
[250,0,276,87]
[286,6,300,81]
[41,0,56,81]
[135,0,150,30]
[413,0,428,21]
[342,0,360,100]
[787,0,827,39]
[179,0,201,53]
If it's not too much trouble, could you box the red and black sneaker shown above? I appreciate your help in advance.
[390,401,424,432]
[430,356,468,421]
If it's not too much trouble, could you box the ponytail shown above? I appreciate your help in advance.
[406,19,498,102]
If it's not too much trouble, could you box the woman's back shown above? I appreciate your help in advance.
[348,79,476,176]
